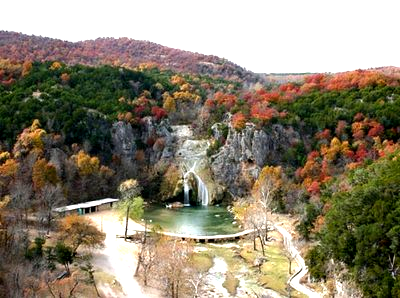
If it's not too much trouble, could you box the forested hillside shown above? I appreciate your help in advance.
[0,59,241,203]
[0,50,400,296]
[0,31,260,83]
[306,153,400,297]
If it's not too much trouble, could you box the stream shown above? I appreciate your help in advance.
[200,244,284,298]
[204,257,230,297]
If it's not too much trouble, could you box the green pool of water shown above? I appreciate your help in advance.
[143,205,241,236]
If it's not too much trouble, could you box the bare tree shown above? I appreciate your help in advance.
[256,177,276,243]
[187,271,205,298]
[9,181,33,226]
[38,183,65,234]
[46,275,80,298]
[284,247,296,275]
[136,236,158,286]
[135,231,206,297]
[80,258,101,297]
[156,239,193,298]
[243,203,266,255]
[7,260,46,298]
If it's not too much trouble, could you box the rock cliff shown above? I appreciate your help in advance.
[111,117,174,163]
[110,118,299,203]
[111,121,137,159]
[211,123,300,196]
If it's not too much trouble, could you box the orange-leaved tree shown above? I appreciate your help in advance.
[59,214,105,253]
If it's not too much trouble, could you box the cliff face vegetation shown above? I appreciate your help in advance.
[1,31,400,296]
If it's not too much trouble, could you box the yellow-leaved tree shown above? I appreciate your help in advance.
[162,92,176,113]
[13,119,47,158]
[32,158,59,191]
[74,150,100,176]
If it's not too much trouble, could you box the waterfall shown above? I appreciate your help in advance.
[183,174,191,206]
[183,162,195,206]
[183,162,209,206]
[196,174,209,206]
[173,125,210,206]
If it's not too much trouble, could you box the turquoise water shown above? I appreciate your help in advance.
[143,205,241,236]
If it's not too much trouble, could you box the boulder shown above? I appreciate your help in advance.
[166,201,184,208]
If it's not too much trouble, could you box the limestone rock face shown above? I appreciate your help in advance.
[111,121,137,159]
[112,119,294,204]
[111,118,175,164]
[140,117,174,163]
[211,123,300,196]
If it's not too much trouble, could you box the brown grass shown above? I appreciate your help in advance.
[191,252,213,272]
[223,272,239,296]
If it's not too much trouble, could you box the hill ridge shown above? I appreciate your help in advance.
[0,30,260,83]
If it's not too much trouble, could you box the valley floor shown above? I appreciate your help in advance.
[84,210,318,298]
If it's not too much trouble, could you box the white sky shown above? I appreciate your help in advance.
[1,0,399,73]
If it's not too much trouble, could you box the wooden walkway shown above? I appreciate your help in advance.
[162,229,260,243]
[125,228,263,243]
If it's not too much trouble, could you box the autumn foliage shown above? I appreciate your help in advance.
[0,31,256,82]
[73,151,100,176]
[231,112,246,130]
[296,115,398,197]
[59,214,105,253]
[32,159,59,190]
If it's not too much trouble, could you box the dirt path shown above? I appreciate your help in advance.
[85,210,160,298]
[274,223,321,298]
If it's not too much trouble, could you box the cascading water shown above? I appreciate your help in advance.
[183,162,196,206]
[183,161,209,206]
[196,175,209,206]
[183,178,190,206]
[173,125,211,206]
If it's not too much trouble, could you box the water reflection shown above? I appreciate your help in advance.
[144,205,240,236]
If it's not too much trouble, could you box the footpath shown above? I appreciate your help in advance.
[274,223,321,298]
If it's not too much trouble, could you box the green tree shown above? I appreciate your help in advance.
[25,237,45,261]
[54,242,74,275]
[116,179,144,240]
[296,203,320,240]
[307,153,400,297]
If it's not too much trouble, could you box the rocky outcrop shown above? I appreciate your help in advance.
[111,118,175,164]
[110,119,300,201]
[140,117,174,163]
[111,121,137,159]
[211,123,300,196]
